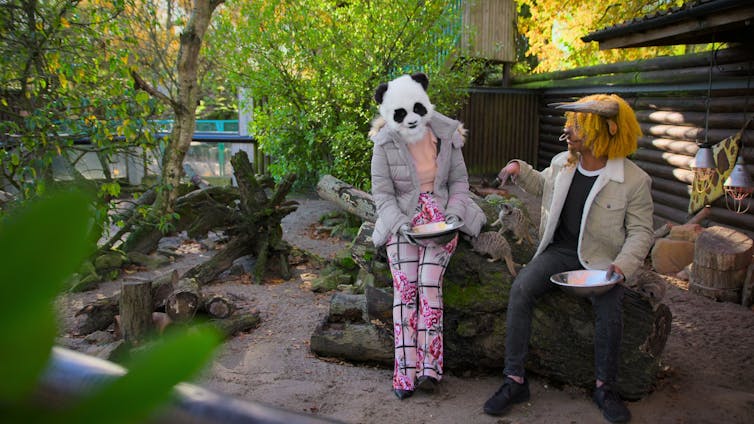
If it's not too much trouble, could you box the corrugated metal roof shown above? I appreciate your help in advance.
[581,0,753,46]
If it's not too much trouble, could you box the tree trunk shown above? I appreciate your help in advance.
[128,0,224,255]
[119,279,153,346]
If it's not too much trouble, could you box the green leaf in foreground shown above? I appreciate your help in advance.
[0,189,95,402]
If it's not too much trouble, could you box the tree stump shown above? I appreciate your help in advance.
[120,279,153,345]
[690,225,754,303]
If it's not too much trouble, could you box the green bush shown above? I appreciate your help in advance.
[213,0,482,190]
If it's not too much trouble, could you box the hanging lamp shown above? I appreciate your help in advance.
[692,48,718,194]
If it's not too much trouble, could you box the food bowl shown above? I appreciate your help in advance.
[406,219,464,246]
[549,269,621,297]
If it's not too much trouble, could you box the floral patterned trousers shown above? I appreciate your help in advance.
[386,193,458,391]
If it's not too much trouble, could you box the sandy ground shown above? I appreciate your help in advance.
[58,189,754,424]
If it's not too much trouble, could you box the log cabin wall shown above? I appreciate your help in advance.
[508,46,754,238]
[456,87,539,176]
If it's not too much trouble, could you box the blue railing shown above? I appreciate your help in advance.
[153,119,240,133]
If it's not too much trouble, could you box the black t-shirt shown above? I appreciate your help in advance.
[551,165,601,250]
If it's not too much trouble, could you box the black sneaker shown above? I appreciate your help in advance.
[393,388,413,400]
[483,376,530,416]
[416,375,439,392]
[593,385,631,423]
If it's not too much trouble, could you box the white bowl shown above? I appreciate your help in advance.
[549,269,621,297]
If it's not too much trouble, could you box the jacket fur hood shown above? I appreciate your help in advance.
[370,113,467,148]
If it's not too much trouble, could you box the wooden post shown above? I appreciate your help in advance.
[120,279,153,345]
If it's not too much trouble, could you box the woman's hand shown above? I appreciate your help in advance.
[399,223,418,245]
[496,161,520,187]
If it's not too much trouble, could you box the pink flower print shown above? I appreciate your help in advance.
[421,298,442,328]
[441,236,458,254]
[400,281,418,305]
[394,323,402,346]
[409,313,418,332]
[393,270,408,290]
[429,335,443,359]
[393,368,413,390]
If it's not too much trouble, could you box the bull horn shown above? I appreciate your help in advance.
[548,100,619,118]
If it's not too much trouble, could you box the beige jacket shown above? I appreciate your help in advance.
[514,151,654,279]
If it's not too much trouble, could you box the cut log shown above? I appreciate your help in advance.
[119,279,153,345]
[690,226,754,303]
[316,174,377,222]
[310,319,393,364]
[692,226,753,270]
[201,294,234,319]
[165,278,200,322]
[210,312,261,338]
[365,285,392,324]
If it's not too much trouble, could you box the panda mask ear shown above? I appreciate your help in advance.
[374,83,388,104]
[410,72,429,91]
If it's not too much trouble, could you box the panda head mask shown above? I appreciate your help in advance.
[374,73,434,144]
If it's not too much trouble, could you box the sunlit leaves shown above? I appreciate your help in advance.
[517,0,690,73]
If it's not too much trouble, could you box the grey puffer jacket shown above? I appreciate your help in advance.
[370,112,486,247]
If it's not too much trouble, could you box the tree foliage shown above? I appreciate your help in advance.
[0,0,159,202]
[517,0,694,73]
[211,0,482,189]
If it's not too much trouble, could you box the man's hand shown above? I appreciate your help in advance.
[399,223,418,245]
[496,161,521,187]
[606,264,625,283]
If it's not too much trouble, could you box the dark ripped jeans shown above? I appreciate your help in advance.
[503,245,625,385]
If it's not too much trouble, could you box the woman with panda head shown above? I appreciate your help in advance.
[369,73,486,400]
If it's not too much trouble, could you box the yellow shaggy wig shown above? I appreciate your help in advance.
[565,94,642,160]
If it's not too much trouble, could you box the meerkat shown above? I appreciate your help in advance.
[469,231,518,277]
[627,269,667,309]
[491,203,535,245]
